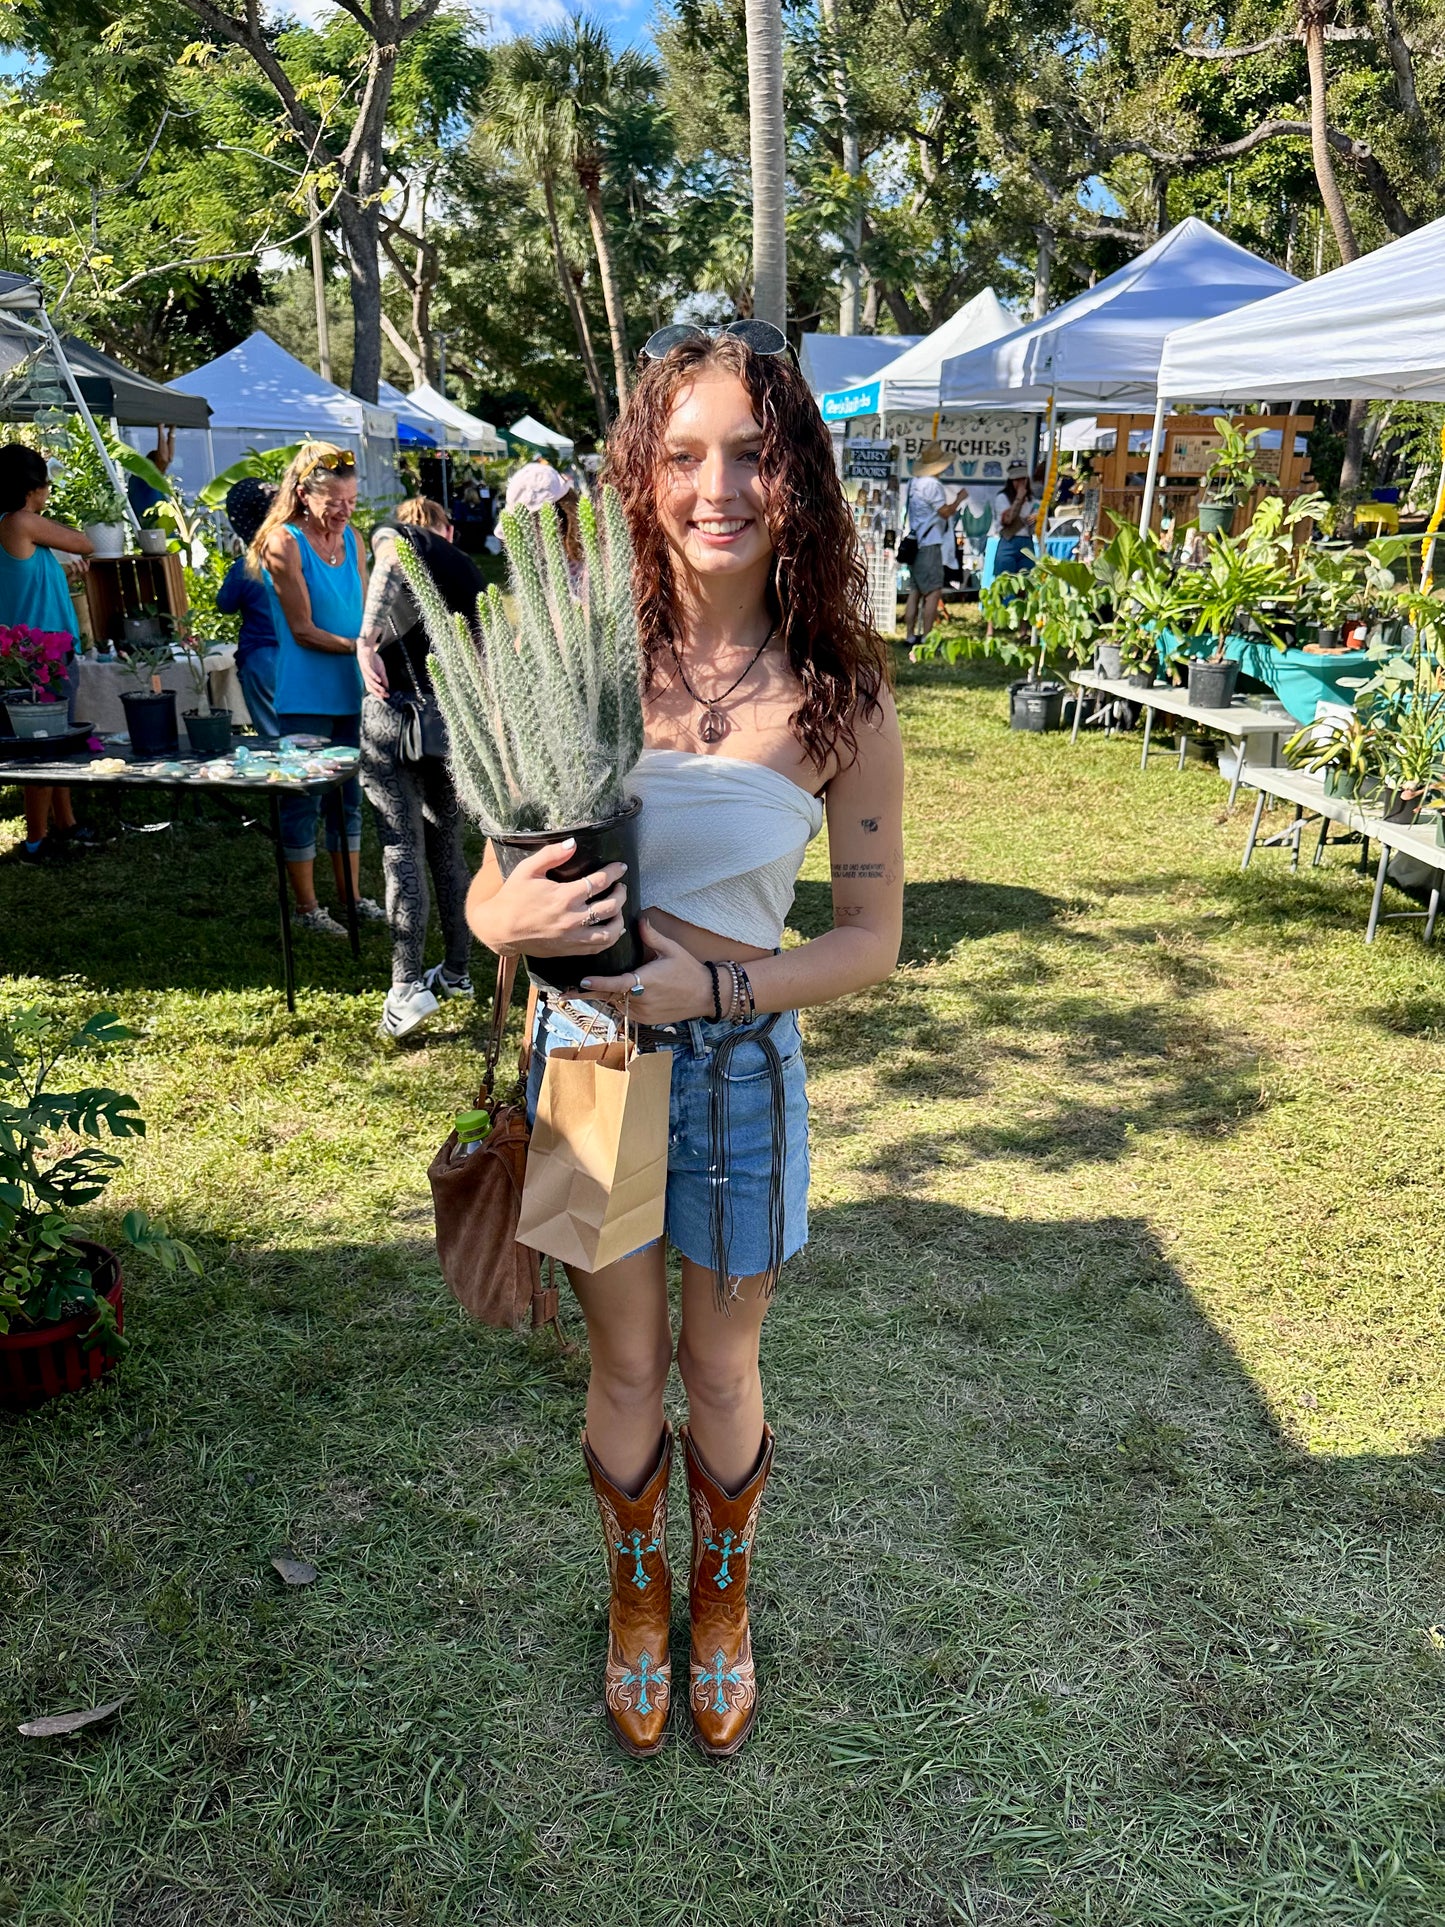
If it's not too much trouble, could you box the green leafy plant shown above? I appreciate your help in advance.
[1188,533,1293,663]
[196,445,305,510]
[1201,417,1274,508]
[0,1008,198,1349]
[1283,709,1380,789]
[1090,522,1199,678]
[406,486,644,835]
[47,417,127,529]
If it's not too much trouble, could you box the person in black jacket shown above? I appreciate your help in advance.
[358,497,485,1039]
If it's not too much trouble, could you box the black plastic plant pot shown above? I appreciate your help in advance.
[1383,787,1424,826]
[1125,668,1156,689]
[184,708,233,759]
[120,688,178,757]
[1095,643,1123,679]
[492,795,644,996]
[1007,679,1065,733]
[1187,658,1240,711]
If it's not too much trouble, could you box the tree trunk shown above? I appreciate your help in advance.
[308,192,332,384]
[577,163,631,407]
[1032,223,1054,318]
[336,195,383,403]
[744,0,788,330]
[818,0,860,334]
[1303,2,1366,527]
[381,312,424,385]
[542,168,611,431]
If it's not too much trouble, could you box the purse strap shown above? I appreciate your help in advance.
[481,954,519,1099]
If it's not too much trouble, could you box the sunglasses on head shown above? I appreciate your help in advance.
[302,448,357,480]
[640,319,791,362]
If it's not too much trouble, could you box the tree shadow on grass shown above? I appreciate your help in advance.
[5,1200,1443,1923]
[791,876,1090,968]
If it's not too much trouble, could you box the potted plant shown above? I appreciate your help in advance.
[0,622,74,739]
[1182,531,1292,709]
[1,1007,197,1411]
[1197,417,1274,536]
[407,486,646,994]
[1283,709,1380,799]
[118,638,180,756]
[174,626,232,757]
[49,419,130,557]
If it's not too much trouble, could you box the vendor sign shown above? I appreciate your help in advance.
[844,440,894,480]
[844,412,1033,482]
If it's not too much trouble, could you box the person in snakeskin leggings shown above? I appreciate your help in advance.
[357,498,484,1039]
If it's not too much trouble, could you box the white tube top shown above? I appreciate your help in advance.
[628,747,825,949]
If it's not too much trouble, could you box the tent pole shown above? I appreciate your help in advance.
[1036,390,1060,531]
[1139,392,1167,533]
[38,308,142,532]
[1422,422,1445,594]
[205,428,217,485]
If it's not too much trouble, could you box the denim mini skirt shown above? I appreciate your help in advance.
[526,999,810,1286]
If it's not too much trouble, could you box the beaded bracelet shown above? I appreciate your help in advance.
[704,961,723,1024]
[726,960,743,1022]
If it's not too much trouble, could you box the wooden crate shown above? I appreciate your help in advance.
[82,553,189,647]
[1092,412,1314,539]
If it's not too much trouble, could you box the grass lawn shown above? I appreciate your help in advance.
[3,653,1445,1925]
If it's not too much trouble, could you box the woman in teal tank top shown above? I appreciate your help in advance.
[251,442,382,934]
[0,442,95,861]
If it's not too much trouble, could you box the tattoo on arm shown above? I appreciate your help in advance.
[836,903,865,920]
[832,862,884,880]
[860,818,879,832]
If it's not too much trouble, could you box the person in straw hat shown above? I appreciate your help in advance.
[902,440,965,649]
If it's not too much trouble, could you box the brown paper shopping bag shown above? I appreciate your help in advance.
[516,1034,673,1272]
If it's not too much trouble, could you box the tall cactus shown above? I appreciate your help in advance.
[399,486,644,836]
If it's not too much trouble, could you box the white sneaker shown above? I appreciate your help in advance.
[379,981,440,1038]
[354,895,387,922]
[422,962,473,1000]
[293,904,347,937]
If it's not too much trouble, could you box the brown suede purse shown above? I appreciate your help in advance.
[427,956,563,1337]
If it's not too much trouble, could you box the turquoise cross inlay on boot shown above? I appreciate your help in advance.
[618,1649,664,1717]
[705,1526,748,1588]
[694,1648,743,1717]
[615,1527,660,1589]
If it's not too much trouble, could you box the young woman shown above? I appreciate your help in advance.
[465,324,904,1758]
[0,443,95,864]
[990,462,1038,577]
[250,442,383,934]
[357,496,482,1039]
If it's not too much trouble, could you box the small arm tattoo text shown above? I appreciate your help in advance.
[832,862,884,879]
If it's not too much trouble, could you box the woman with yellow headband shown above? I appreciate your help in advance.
[248,441,384,933]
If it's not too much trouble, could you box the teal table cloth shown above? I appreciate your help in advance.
[1161,632,1376,723]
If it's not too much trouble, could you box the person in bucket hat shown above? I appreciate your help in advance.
[902,441,964,649]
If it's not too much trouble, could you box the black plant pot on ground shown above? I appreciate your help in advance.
[1007,679,1066,733]
[120,688,178,757]
[184,708,233,758]
[1187,658,1240,711]
[493,795,644,996]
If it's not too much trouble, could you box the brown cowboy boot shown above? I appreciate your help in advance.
[583,1425,673,1757]
[682,1422,774,1757]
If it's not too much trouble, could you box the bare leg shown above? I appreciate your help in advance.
[329,847,361,899]
[23,786,52,843]
[51,786,75,831]
[903,587,921,637]
[920,588,944,637]
[568,1243,672,1492]
[676,1259,772,1491]
[285,856,319,913]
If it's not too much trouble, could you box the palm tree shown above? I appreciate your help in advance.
[486,40,613,430]
[744,0,788,329]
[530,17,661,408]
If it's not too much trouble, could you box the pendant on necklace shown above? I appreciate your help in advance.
[697,705,727,745]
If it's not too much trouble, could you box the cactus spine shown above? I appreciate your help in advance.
[399,486,644,836]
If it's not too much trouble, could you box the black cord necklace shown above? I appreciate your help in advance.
[668,626,776,744]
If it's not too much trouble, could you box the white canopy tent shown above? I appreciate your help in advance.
[166,330,401,497]
[939,219,1298,415]
[800,332,921,406]
[818,289,1018,422]
[510,414,575,460]
[408,382,506,454]
[377,380,443,446]
[1143,213,1445,524]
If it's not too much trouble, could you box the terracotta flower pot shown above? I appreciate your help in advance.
[0,1241,123,1412]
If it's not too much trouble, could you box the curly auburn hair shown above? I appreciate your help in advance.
[602,334,888,773]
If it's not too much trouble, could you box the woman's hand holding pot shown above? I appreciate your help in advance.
[486,839,628,958]
[583,918,714,1024]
